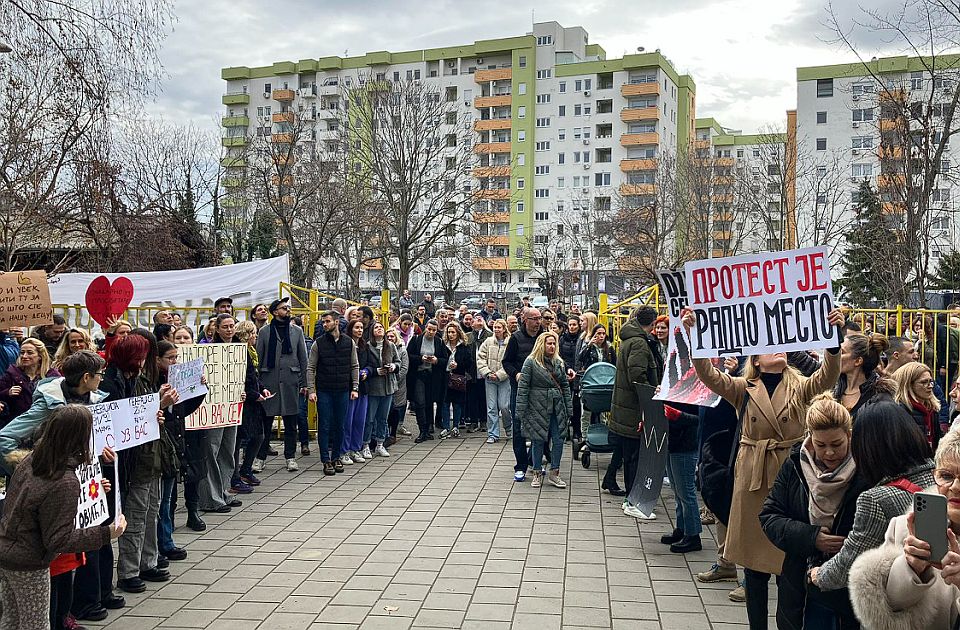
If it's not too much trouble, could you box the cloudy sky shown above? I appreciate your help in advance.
[150,0,917,134]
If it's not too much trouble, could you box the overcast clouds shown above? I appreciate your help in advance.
[149,0,923,134]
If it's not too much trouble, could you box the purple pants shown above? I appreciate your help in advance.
[341,395,368,453]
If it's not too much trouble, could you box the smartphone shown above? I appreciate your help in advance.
[914,492,949,562]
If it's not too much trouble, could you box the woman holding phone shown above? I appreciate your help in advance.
[848,428,960,628]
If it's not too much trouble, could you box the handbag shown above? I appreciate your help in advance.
[448,373,468,392]
[698,393,748,526]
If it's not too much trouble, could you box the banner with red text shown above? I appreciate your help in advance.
[177,343,246,430]
[684,247,837,358]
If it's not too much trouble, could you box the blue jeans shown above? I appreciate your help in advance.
[297,395,310,445]
[484,379,511,439]
[316,390,349,463]
[529,413,564,471]
[440,400,463,431]
[157,476,176,554]
[367,395,393,444]
[342,395,368,453]
[666,451,702,536]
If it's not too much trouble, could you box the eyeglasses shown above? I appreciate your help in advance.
[934,468,960,488]
[94,371,106,377]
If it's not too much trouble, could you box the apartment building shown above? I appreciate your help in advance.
[219,21,695,296]
[795,54,960,268]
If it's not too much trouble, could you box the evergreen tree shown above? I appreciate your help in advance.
[837,181,900,305]
[931,250,960,290]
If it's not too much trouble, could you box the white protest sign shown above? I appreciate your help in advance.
[89,393,161,453]
[653,269,721,407]
[168,357,207,402]
[177,344,246,430]
[75,449,109,529]
[684,246,838,358]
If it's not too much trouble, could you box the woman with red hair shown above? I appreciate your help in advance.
[653,315,670,364]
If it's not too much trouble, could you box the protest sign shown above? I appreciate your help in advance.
[89,393,161,454]
[168,357,208,402]
[177,343,246,430]
[684,247,838,358]
[627,384,669,516]
[84,276,135,328]
[0,270,53,328]
[654,269,721,407]
[75,447,109,529]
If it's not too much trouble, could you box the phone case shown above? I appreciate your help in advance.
[914,492,949,562]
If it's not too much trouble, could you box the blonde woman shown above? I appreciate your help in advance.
[478,319,512,444]
[515,331,573,489]
[894,362,943,450]
[52,327,93,370]
[0,339,60,420]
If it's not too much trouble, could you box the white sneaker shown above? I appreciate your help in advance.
[340,453,354,465]
[439,429,449,440]
[286,458,298,472]
[375,444,390,457]
[623,503,656,520]
[251,458,264,473]
[352,451,365,463]
[361,446,373,460]
[398,425,411,436]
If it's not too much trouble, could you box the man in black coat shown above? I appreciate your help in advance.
[407,320,450,443]
[502,308,543,480]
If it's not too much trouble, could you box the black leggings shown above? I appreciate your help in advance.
[744,568,777,630]
[50,570,74,629]
[388,404,404,437]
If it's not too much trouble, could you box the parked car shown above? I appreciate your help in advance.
[531,295,549,309]
[462,295,484,310]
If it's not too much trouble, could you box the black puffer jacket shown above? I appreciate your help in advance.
[759,443,869,629]
[558,332,580,370]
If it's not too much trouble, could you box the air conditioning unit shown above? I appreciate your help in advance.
[476,58,483,64]
[464,100,471,106]
[448,61,456,68]
[584,90,591,96]
[583,139,590,145]
[262,92,271,98]
[852,94,861,101]
[852,122,860,128]
[583,163,591,170]
[851,148,860,155]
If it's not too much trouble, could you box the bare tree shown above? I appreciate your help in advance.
[335,76,479,290]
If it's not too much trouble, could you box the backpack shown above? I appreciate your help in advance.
[698,393,749,526]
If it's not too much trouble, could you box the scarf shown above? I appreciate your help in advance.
[799,436,856,530]
[911,400,936,447]
[266,316,293,370]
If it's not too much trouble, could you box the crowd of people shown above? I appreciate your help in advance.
[3,288,960,629]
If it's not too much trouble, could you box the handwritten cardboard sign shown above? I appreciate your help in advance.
[90,393,161,454]
[177,344,246,430]
[0,271,53,328]
[684,247,838,358]
[75,449,109,529]
[168,357,207,402]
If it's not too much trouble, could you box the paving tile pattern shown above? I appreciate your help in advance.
[86,422,774,629]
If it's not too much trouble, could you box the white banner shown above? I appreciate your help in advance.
[685,247,838,358]
[90,393,161,453]
[48,255,289,327]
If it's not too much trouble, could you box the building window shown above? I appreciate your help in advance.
[852,108,874,122]
[536,35,553,46]
[535,212,549,221]
[816,111,827,124]
[852,136,874,149]
[911,72,923,90]
[535,189,549,198]
[558,153,565,164]
[536,94,551,104]
[517,106,526,118]
[535,165,550,175]
[852,163,874,178]
[816,138,827,151]
[816,78,834,98]
[558,105,566,117]
[518,83,527,95]
[519,56,527,68]
[558,128,566,140]
[594,172,611,186]
[517,201,524,212]
[575,79,583,92]
[557,177,565,187]
[516,179,525,189]
[535,141,550,151]
[536,117,550,127]
[559,81,566,93]
[517,130,526,142]
[536,69,552,79]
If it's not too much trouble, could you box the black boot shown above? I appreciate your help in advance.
[670,535,703,554]
[601,477,626,497]
[660,528,684,545]
[186,510,206,532]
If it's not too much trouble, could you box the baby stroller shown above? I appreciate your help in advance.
[578,361,616,469]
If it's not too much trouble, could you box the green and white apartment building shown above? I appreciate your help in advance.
[220,21,697,295]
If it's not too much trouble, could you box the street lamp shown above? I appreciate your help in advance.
[0,40,11,53]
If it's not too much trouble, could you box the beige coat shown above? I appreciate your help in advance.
[849,513,960,630]
[694,350,840,574]
[477,335,509,382]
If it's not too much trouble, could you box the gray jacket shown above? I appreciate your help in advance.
[393,343,409,408]
[256,322,308,417]
[366,340,401,398]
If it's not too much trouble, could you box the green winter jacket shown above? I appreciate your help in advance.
[516,356,573,443]
[609,319,663,438]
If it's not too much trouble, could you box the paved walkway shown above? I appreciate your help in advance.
[88,425,757,630]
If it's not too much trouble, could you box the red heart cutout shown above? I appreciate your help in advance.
[85,276,135,328]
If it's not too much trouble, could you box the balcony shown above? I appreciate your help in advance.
[270,175,294,186]
[879,145,904,160]
[222,116,249,127]
[473,166,512,178]
[221,136,247,147]
[714,157,735,167]
[621,83,659,97]
[620,107,659,123]
[474,119,512,132]
[880,118,904,132]
[299,87,317,98]
[693,139,711,149]
[220,157,246,168]
[477,189,511,200]
[878,173,906,189]
[475,95,512,108]
[473,212,511,223]
[713,175,736,186]
[221,196,246,208]
[620,159,657,172]
[473,236,511,246]
[475,68,513,83]
[273,154,295,166]
[272,133,294,144]
[620,183,656,196]
[473,257,510,270]
[272,112,296,123]
[272,89,296,101]
[620,132,659,147]
[222,177,244,188]
[711,194,734,203]
[222,92,250,106]
[473,142,512,154]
